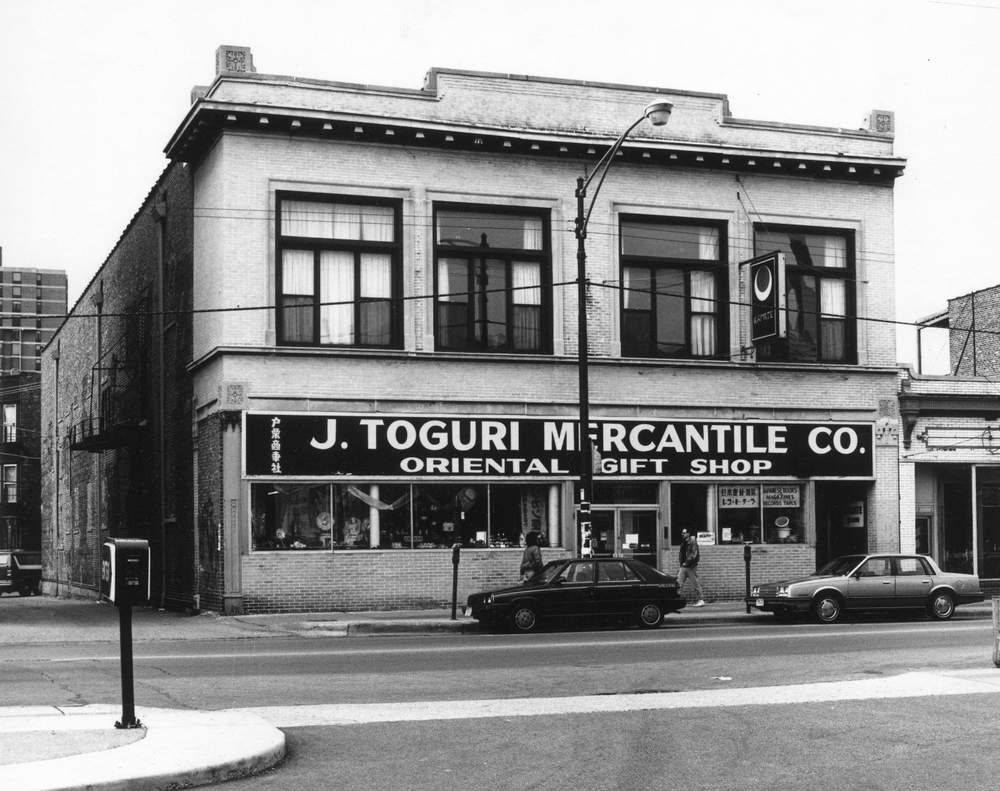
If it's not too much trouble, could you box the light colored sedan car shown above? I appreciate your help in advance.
[751,553,984,623]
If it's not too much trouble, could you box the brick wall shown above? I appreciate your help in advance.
[661,543,816,601]
[949,285,1000,377]
[240,548,575,614]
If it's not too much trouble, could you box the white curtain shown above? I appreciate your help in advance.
[689,270,716,356]
[361,254,392,298]
[320,251,354,343]
[511,262,541,305]
[282,250,313,294]
[331,204,362,240]
[361,206,394,242]
[522,218,543,250]
[282,201,334,238]
[697,227,720,260]
[820,280,846,317]
[823,236,847,268]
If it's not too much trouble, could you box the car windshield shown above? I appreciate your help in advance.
[816,555,866,576]
[531,561,568,584]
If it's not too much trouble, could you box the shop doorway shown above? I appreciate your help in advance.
[976,467,1000,580]
[590,508,658,568]
[815,482,870,567]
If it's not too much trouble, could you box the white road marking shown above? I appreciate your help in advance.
[230,669,1000,727]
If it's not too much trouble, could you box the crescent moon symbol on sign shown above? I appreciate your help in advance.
[754,266,773,301]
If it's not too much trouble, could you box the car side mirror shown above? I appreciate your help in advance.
[552,576,564,585]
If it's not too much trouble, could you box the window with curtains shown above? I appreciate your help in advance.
[619,216,727,359]
[276,193,401,347]
[1,464,16,504]
[434,206,551,353]
[754,226,855,363]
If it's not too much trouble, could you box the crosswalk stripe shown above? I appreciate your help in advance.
[230,669,1000,727]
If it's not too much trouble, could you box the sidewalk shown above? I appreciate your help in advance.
[0,595,993,789]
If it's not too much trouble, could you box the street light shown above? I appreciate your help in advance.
[573,101,672,554]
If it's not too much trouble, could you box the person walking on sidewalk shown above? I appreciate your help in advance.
[678,528,706,607]
[520,531,544,582]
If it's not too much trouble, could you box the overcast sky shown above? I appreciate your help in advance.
[0,0,995,369]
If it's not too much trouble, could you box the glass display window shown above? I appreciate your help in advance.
[250,481,559,551]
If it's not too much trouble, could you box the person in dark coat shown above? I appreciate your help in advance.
[678,528,706,606]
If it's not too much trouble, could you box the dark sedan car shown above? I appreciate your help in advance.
[751,553,984,623]
[0,550,42,597]
[466,557,686,632]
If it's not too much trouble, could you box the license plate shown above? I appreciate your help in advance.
[755,598,764,607]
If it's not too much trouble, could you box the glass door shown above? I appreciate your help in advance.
[590,508,658,569]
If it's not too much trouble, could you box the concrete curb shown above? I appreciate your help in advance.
[0,705,286,791]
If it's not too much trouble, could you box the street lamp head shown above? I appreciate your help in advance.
[643,101,673,127]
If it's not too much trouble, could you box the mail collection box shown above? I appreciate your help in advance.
[100,539,150,606]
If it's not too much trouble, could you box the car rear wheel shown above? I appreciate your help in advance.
[637,603,663,628]
[511,604,538,633]
[812,593,843,624]
[928,591,956,621]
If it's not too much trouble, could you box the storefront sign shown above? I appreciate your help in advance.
[748,252,786,343]
[245,413,874,479]
[719,486,759,508]
[761,485,801,508]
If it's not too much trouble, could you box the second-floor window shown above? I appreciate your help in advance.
[277,194,401,348]
[1,464,16,504]
[434,206,551,353]
[754,226,855,363]
[2,404,14,443]
[620,217,727,359]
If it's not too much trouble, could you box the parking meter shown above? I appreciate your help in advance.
[100,538,149,730]
[743,541,752,613]
[101,539,150,607]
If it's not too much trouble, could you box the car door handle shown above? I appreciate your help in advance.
[882,581,892,585]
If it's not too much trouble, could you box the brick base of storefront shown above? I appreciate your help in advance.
[662,543,816,602]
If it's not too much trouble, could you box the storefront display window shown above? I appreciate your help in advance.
[668,482,805,545]
[718,484,804,544]
[250,482,559,551]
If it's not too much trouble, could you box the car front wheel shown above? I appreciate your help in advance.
[813,594,843,624]
[637,603,663,628]
[928,591,956,621]
[511,604,538,633]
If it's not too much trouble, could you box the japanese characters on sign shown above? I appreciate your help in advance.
[244,413,874,480]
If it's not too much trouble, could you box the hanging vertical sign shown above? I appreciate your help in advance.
[748,252,786,343]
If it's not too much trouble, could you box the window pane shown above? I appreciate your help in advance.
[655,269,685,355]
[251,483,329,550]
[360,205,395,242]
[437,211,544,250]
[437,259,469,348]
[320,251,354,344]
[282,296,313,343]
[511,262,541,305]
[820,279,846,317]
[821,318,846,361]
[360,254,392,346]
[785,273,819,360]
[282,250,313,294]
[282,201,335,238]
[622,221,720,260]
[475,259,507,348]
[623,267,651,310]
[756,230,849,270]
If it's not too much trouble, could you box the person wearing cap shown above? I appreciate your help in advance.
[678,528,706,607]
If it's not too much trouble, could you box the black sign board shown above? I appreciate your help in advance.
[244,413,874,480]
[749,251,786,343]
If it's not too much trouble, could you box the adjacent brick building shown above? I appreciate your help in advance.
[900,283,1000,594]
[41,46,906,613]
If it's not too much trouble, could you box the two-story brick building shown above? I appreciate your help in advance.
[41,46,906,613]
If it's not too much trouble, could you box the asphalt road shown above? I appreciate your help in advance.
[0,615,995,709]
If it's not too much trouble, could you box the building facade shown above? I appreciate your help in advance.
[900,283,1000,594]
[41,46,905,613]
[0,251,67,375]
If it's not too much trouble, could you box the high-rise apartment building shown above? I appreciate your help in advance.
[0,250,68,374]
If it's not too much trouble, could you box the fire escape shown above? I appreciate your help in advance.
[69,295,151,451]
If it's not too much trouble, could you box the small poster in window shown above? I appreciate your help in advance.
[719,486,759,508]
[762,485,800,508]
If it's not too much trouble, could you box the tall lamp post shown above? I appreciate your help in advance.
[573,101,672,553]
